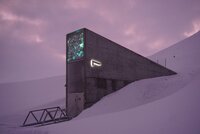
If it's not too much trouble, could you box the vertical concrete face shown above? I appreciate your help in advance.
[66,28,176,117]
[67,61,84,117]
[66,29,85,117]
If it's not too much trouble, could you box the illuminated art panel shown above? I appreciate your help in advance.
[67,30,84,62]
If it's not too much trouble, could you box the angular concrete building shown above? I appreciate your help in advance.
[66,28,176,117]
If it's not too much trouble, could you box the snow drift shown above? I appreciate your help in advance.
[0,31,200,134]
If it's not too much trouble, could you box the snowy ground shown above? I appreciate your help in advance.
[0,31,200,134]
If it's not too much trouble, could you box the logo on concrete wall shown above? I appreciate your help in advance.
[90,59,102,67]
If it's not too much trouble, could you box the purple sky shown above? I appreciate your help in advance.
[0,0,200,83]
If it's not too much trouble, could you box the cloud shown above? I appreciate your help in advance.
[0,0,200,82]
[65,0,91,9]
[55,53,66,60]
[24,34,43,43]
[149,39,165,52]
[184,20,200,37]
[0,10,43,26]
[0,8,46,45]
[124,25,136,36]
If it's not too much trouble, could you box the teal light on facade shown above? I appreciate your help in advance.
[67,30,84,62]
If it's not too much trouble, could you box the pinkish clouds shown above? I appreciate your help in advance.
[184,19,200,37]
[0,0,200,82]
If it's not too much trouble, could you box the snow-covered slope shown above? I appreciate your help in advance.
[0,31,200,134]
[40,73,200,134]
[149,31,200,73]
[0,76,65,116]
[74,32,200,120]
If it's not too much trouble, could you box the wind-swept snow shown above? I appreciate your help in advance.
[0,31,200,134]
[41,73,200,134]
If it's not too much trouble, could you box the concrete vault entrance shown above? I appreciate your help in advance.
[66,28,176,118]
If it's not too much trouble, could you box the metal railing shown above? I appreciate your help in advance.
[23,106,70,127]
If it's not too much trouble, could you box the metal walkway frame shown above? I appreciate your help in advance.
[23,107,70,127]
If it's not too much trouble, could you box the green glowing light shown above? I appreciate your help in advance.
[67,30,84,62]
[80,43,84,48]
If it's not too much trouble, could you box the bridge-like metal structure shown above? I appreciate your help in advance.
[22,107,71,127]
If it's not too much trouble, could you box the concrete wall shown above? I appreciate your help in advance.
[67,56,85,116]
[85,29,175,81]
[66,28,176,117]
[83,28,176,106]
